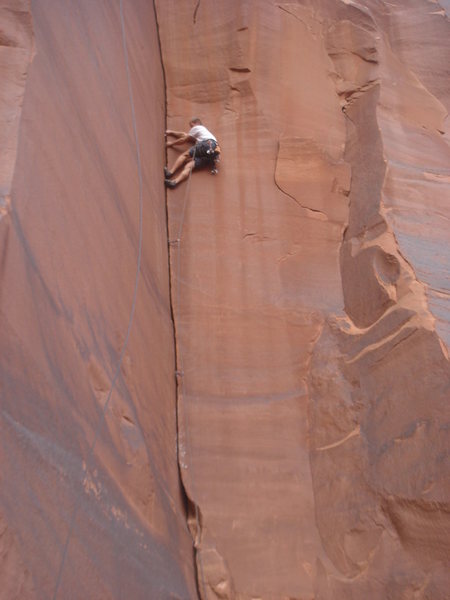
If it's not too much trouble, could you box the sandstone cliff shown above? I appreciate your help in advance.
[160,1,450,598]
[0,1,197,598]
[0,1,449,599]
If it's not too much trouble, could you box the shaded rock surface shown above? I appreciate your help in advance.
[0,1,449,599]
[0,1,197,598]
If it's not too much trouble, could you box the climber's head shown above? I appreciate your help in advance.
[189,117,202,127]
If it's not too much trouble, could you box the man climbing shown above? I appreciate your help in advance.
[164,118,220,188]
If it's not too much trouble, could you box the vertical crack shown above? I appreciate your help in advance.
[193,0,201,24]
[151,2,202,598]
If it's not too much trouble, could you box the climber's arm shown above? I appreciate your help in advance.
[166,131,195,148]
[166,129,186,137]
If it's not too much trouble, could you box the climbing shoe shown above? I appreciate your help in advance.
[165,179,177,188]
[164,167,172,178]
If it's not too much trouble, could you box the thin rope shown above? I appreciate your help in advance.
[52,1,143,597]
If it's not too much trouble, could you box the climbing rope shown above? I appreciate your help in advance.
[52,1,143,597]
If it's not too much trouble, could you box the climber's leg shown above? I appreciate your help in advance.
[166,149,190,177]
[165,159,195,188]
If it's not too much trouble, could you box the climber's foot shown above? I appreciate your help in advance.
[165,179,177,189]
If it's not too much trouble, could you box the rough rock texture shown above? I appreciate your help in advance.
[1,0,450,599]
[0,1,197,598]
[158,1,450,598]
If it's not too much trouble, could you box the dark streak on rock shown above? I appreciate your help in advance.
[193,0,201,24]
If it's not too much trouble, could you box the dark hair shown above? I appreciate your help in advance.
[190,117,202,125]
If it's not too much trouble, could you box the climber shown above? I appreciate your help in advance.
[164,118,220,188]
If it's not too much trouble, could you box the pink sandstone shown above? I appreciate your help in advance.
[0,1,449,599]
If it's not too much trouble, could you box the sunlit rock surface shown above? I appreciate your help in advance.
[159,1,449,598]
[1,1,449,599]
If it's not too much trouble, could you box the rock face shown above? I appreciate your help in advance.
[159,1,450,598]
[0,1,197,598]
[1,1,449,599]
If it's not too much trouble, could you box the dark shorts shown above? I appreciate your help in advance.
[189,140,218,169]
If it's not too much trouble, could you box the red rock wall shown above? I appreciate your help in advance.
[158,1,450,598]
[0,1,197,598]
[1,1,449,599]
